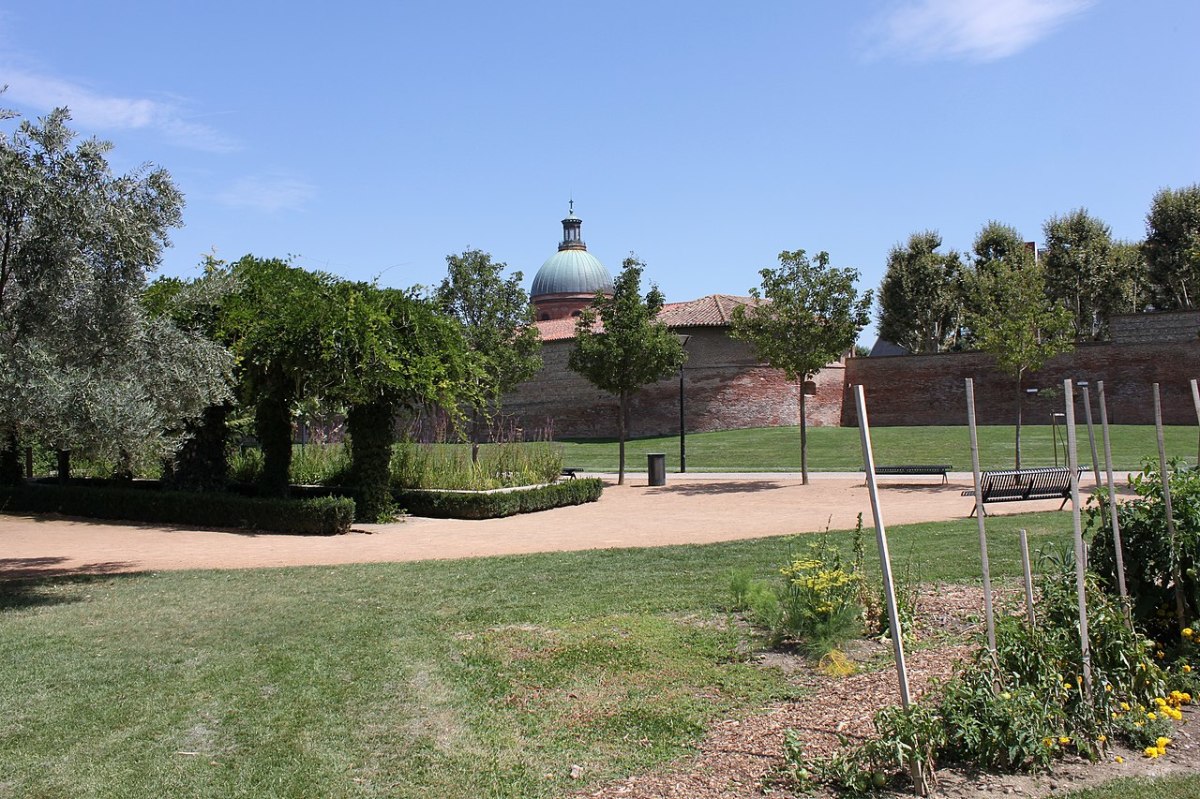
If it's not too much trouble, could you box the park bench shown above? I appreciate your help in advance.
[560,467,580,480]
[869,464,952,484]
[961,466,1079,517]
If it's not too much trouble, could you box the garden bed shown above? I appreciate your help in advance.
[574,584,1200,799]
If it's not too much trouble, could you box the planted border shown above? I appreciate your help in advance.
[394,477,603,520]
[0,484,355,535]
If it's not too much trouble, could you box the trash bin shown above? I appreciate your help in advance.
[647,453,666,486]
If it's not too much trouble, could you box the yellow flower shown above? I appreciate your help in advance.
[1105,683,1113,692]
[1043,737,1054,747]
[1121,701,1131,711]
[1115,756,1125,763]
[1184,627,1194,639]
[1097,735,1108,743]
[1063,682,1073,691]
[1157,736,1172,748]
[1145,746,1161,758]
[1148,712,1158,720]
[1155,697,1168,706]
[1000,691,1011,700]
[1157,650,1166,659]
[1185,665,1193,674]
[1059,736,1070,745]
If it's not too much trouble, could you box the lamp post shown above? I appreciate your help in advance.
[678,334,691,473]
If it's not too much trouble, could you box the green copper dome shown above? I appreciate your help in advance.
[531,203,613,298]
[532,248,613,296]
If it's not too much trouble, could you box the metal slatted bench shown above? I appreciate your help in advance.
[870,465,952,484]
[961,466,1080,516]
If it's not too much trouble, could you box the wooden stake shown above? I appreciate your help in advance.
[1096,381,1130,624]
[1192,379,1200,469]
[965,378,997,656]
[1153,382,1187,632]
[1063,379,1092,700]
[1081,384,1101,486]
[855,385,912,707]
[1019,528,1036,627]
[856,385,930,797]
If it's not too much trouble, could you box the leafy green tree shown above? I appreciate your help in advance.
[218,256,335,496]
[876,230,965,353]
[1144,184,1200,310]
[569,257,685,485]
[322,282,474,520]
[731,249,872,485]
[0,106,229,483]
[1042,209,1146,340]
[435,249,541,459]
[965,223,1073,469]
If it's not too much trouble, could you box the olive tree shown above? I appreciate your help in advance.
[0,106,229,483]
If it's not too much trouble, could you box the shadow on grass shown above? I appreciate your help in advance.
[0,557,146,611]
[646,481,789,496]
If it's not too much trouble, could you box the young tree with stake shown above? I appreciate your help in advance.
[732,249,872,485]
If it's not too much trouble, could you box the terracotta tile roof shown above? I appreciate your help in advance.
[658,294,758,328]
[534,294,758,342]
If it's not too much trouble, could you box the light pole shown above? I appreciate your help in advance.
[678,334,691,473]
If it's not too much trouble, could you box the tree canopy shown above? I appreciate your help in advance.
[876,231,964,353]
[435,248,541,449]
[731,249,871,484]
[1144,184,1200,310]
[965,222,1073,469]
[569,257,685,485]
[0,106,230,482]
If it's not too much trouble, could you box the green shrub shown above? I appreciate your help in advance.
[393,477,601,519]
[0,484,354,535]
[391,439,563,490]
[731,535,864,656]
[1087,459,1200,641]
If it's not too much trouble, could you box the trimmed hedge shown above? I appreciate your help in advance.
[394,477,603,520]
[0,484,355,535]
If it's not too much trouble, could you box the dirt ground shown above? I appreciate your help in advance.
[0,472,1107,577]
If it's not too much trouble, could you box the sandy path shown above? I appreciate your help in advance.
[0,472,1103,577]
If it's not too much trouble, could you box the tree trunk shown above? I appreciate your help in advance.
[618,392,627,486]
[799,381,809,486]
[255,386,293,497]
[348,398,396,522]
[56,449,71,484]
[0,429,22,486]
[168,403,231,491]
[1014,371,1024,471]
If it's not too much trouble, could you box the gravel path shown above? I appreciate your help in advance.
[0,472,1109,577]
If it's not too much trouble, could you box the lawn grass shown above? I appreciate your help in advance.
[1062,774,1200,798]
[558,424,1200,473]
[0,512,1074,798]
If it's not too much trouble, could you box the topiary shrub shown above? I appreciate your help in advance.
[0,484,354,535]
[394,477,602,520]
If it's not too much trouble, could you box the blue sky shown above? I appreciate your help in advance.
[2,1,1197,344]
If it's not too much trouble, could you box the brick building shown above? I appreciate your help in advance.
[502,206,846,439]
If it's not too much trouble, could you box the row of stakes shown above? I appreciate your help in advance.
[855,378,1199,795]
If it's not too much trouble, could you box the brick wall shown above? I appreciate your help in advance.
[502,326,845,439]
[1110,310,1200,345]
[843,341,1200,427]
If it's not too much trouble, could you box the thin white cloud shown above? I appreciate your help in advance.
[864,0,1095,62]
[2,69,237,152]
[217,174,316,214]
